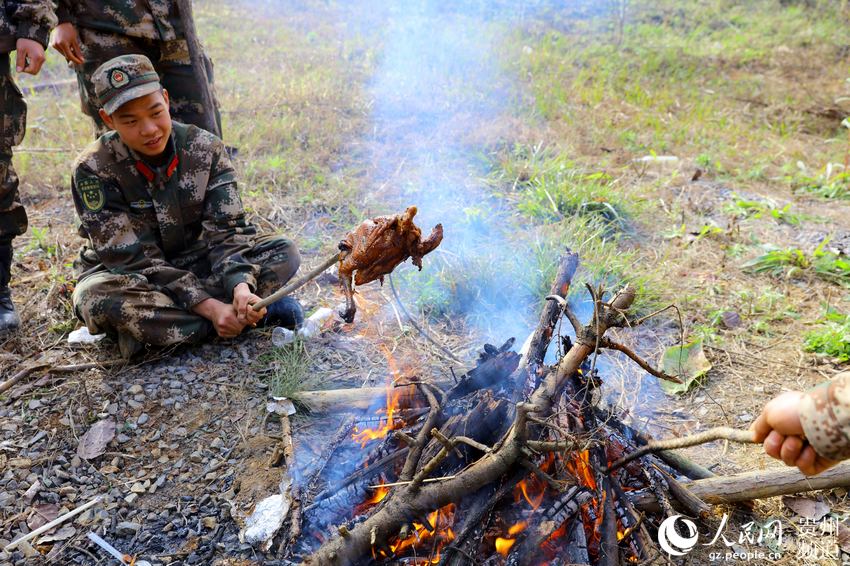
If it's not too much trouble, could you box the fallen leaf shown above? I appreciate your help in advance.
[660,340,712,394]
[27,503,59,530]
[783,496,830,521]
[838,522,850,554]
[36,525,75,544]
[77,418,116,460]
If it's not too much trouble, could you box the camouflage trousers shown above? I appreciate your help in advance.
[72,235,301,347]
[0,53,28,244]
[74,27,222,137]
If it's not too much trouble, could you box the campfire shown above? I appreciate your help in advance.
[253,251,795,564]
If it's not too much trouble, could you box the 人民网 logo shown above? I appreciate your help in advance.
[658,515,699,557]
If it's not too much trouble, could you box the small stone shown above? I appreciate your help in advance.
[130,482,145,494]
[137,414,149,426]
[210,437,223,450]
[123,493,138,505]
[0,492,14,509]
[189,452,203,464]
[721,311,742,329]
[127,400,143,410]
[27,399,42,410]
[9,458,31,468]
[74,509,94,526]
[201,516,217,530]
[117,433,131,444]
[106,403,119,415]
[128,384,143,395]
[115,521,141,536]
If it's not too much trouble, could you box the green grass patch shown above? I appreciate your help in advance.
[486,144,632,227]
[804,310,850,363]
[261,339,320,400]
[722,196,805,226]
[743,240,850,287]
[509,0,849,186]
[791,168,850,200]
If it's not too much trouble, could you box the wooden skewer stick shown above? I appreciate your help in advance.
[607,426,756,472]
[4,496,102,551]
[252,252,341,311]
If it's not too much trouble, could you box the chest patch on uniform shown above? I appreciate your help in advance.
[78,178,105,212]
[129,199,154,210]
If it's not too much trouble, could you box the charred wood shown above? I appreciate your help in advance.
[512,250,579,399]
[653,465,712,520]
[445,346,520,400]
[513,485,591,566]
[598,409,715,480]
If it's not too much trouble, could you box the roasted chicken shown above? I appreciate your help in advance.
[337,206,443,322]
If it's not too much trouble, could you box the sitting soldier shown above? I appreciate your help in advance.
[71,54,302,359]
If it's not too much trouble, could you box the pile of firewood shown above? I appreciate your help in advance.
[261,251,850,565]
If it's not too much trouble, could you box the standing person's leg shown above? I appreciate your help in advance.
[0,54,29,332]
[73,28,151,137]
[157,39,222,136]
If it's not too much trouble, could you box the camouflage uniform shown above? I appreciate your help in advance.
[800,371,850,461]
[56,0,221,136]
[71,122,300,347]
[0,0,55,245]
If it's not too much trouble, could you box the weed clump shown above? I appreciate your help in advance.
[804,311,850,363]
[744,240,850,287]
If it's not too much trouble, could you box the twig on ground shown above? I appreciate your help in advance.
[1,359,125,397]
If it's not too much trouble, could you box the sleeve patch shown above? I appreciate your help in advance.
[78,177,106,212]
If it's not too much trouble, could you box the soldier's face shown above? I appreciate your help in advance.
[100,90,172,158]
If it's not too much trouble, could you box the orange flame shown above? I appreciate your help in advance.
[351,386,402,446]
[355,483,390,515]
[516,478,545,510]
[495,537,516,556]
[508,521,528,536]
[351,345,407,446]
[376,504,456,562]
[494,520,528,557]
[566,450,596,490]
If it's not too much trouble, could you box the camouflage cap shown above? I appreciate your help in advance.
[93,54,162,115]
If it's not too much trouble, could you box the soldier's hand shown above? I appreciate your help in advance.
[193,297,246,339]
[15,39,46,75]
[232,282,267,326]
[51,22,84,65]
[752,391,838,476]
